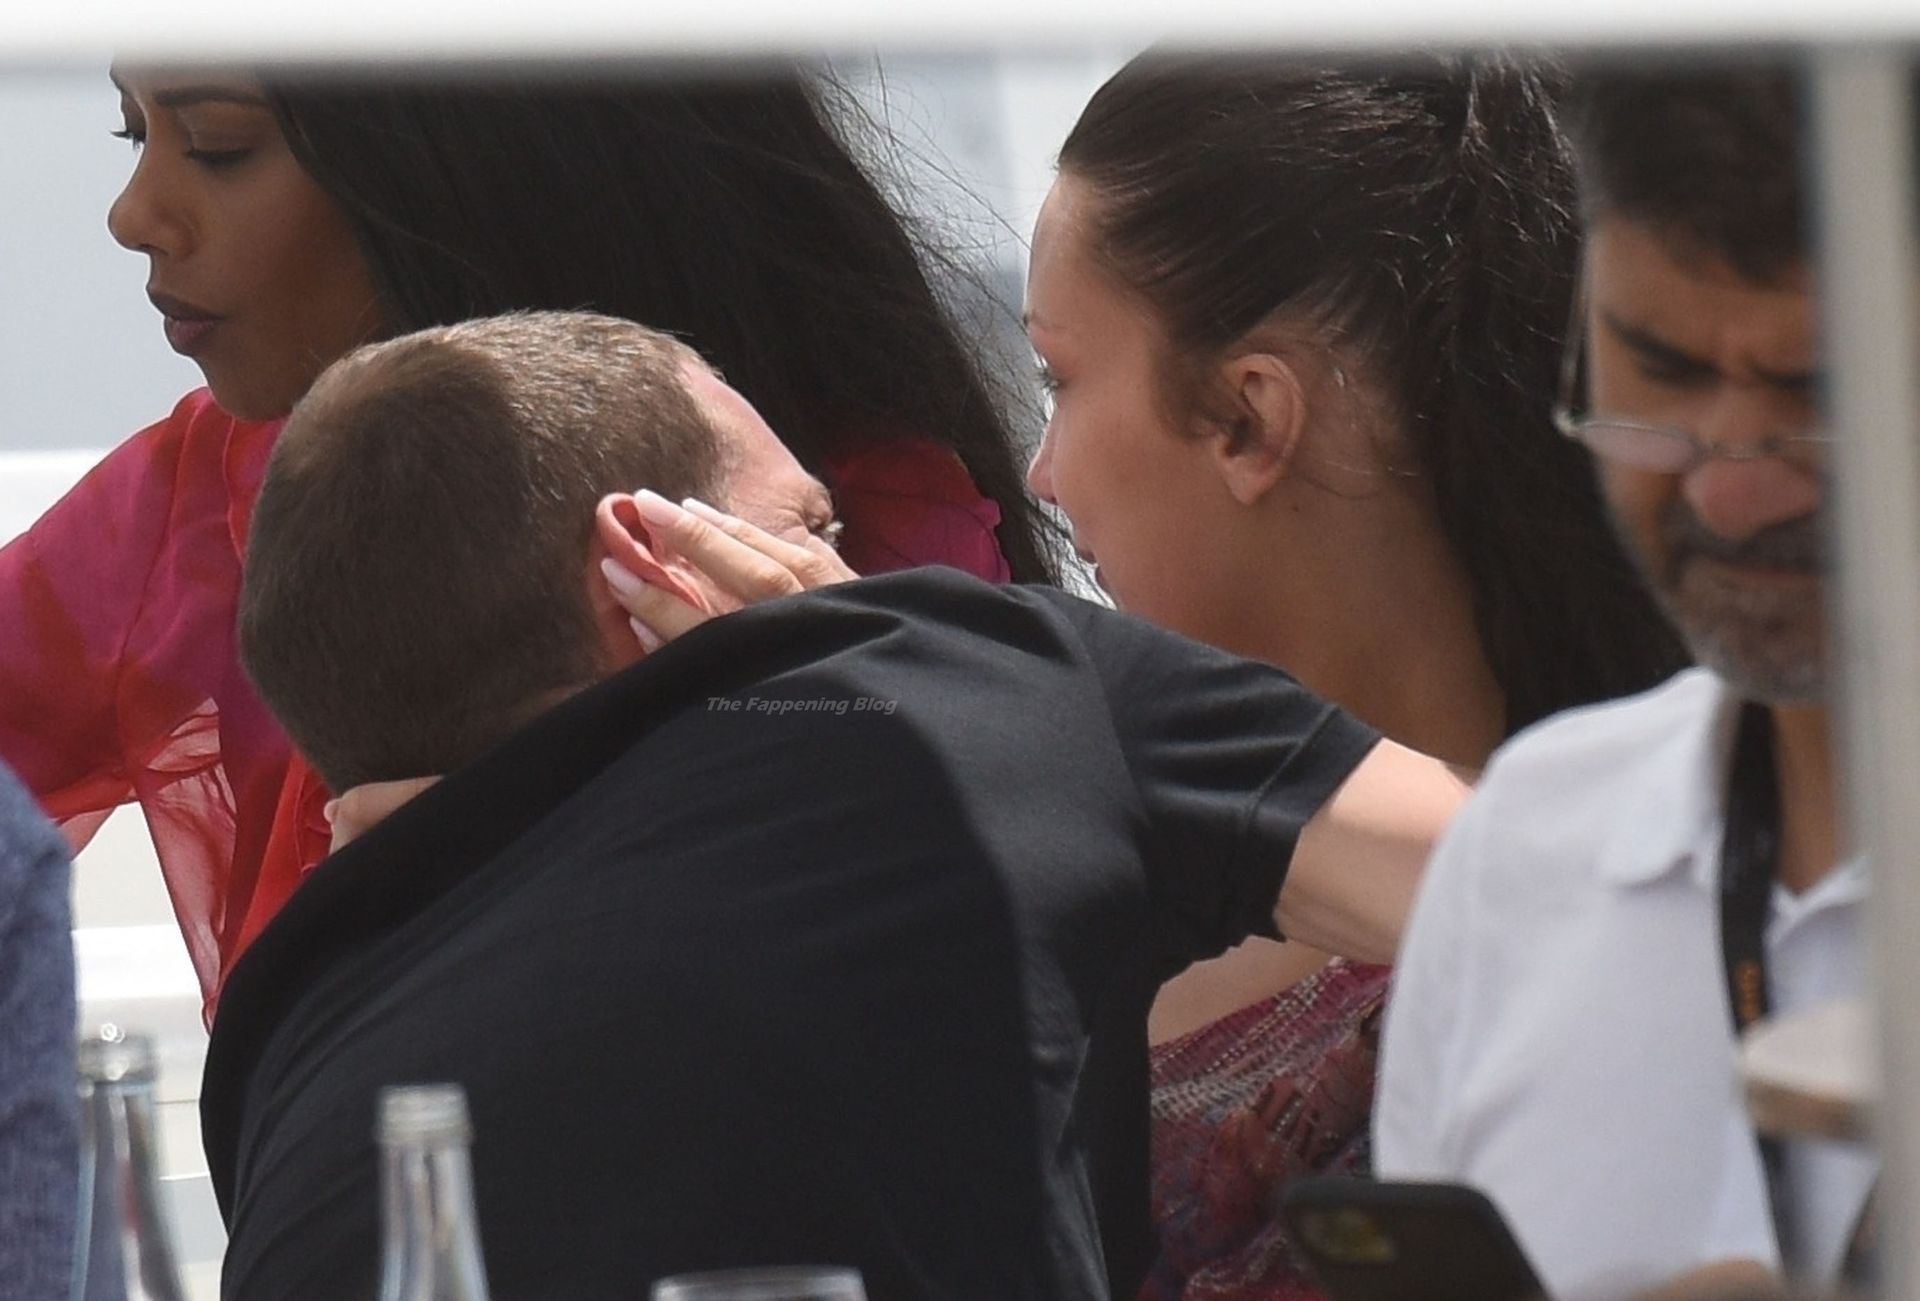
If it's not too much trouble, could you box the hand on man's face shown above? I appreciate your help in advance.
[596,491,855,651]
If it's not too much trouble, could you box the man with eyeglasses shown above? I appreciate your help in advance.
[1374,66,1878,1298]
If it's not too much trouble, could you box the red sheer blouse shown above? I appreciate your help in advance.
[1,389,1011,1014]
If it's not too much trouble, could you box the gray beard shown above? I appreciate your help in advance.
[1623,497,1831,703]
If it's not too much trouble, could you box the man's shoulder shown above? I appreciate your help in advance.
[1423,667,1724,906]
[1475,667,1723,814]
[765,571,1120,668]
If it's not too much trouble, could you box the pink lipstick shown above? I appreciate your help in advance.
[149,291,223,358]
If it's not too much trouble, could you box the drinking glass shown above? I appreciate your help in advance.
[649,1266,866,1301]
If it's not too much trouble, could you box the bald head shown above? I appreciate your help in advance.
[240,310,814,793]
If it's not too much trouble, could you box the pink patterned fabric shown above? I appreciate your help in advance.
[0,388,1012,1014]
[1141,959,1391,1301]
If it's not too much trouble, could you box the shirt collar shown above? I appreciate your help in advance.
[1594,669,1746,890]
[1776,854,1872,924]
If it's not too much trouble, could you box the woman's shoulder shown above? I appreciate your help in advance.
[14,389,284,574]
[132,389,282,531]
[102,388,278,473]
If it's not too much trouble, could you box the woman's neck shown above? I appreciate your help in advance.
[1250,502,1506,770]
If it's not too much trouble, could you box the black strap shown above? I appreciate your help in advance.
[1718,702,1798,1266]
[1840,1185,1877,1286]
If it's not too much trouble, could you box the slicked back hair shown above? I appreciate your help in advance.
[1563,64,1808,284]
[1058,52,1688,733]
[240,311,724,792]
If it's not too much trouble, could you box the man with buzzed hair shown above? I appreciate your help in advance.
[1377,67,1879,1298]
[209,311,1462,1299]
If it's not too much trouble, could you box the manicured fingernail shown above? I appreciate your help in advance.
[633,489,682,527]
[630,616,663,653]
[681,497,727,523]
[600,556,648,598]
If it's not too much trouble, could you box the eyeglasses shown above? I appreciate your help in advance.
[1551,278,1831,475]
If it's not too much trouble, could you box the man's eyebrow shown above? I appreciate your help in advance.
[1600,312,1715,376]
[1601,310,1820,391]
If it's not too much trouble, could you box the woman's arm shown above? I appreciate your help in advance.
[0,393,239,837]
[1279,741,1472,962]
[0,425,181,829]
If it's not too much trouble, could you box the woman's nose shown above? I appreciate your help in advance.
[107,152,186,260]
[1026,429,1056,505]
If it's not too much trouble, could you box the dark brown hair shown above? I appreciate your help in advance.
[1058,52,1688,731]
[264,66,1060,582]
[1563,63,1807,284]
[240,312,723,792]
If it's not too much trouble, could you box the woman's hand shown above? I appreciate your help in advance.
[599,490,856,647]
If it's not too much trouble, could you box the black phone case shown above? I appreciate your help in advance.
[1278,1177,1548,1301]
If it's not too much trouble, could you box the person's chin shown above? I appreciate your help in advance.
[1670,587,1828,702]
[204,368,299,423]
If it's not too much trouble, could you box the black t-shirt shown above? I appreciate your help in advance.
[203,570,1377,1300]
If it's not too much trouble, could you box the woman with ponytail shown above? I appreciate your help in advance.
[1022,53,1689,1297]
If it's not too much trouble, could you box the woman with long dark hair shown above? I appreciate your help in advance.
[1026,53,1686,1298]
[0,63,1055,1011]
[615,50,1694,1299]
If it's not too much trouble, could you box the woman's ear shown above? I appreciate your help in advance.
[1209,352,1308,506]
[592,494,714,616]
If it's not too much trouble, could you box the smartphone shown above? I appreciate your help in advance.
[1278,1177,1547,1301]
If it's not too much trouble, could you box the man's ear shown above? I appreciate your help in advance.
[593,494,715,617]
[1208,352,1308,507]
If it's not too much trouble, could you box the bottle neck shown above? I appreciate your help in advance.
[379,1141,492,1301]
[72,1075,186,1301]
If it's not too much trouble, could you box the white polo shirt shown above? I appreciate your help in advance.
[1375,668,1876,1301]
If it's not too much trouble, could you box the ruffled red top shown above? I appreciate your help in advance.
[1,389,1011,1016]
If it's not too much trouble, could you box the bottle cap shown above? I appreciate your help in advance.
[379,1083,472,1145]
[76,1024,158,1084]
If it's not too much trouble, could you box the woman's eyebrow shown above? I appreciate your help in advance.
[109,79,269,111]
[152,86,269,110]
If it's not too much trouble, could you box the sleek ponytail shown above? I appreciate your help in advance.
[1059,53,1687,729]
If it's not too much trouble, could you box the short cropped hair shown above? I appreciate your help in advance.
[240,311,725,793]
[1564,65,1807,283]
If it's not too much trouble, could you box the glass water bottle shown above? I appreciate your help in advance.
[377,1083,492,1301]
[70,1025,187,1301]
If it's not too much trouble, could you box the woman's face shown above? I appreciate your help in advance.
[107,68,384,421]
[1024,175,1237,634]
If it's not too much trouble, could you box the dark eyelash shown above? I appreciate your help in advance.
[110,127,144,149]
